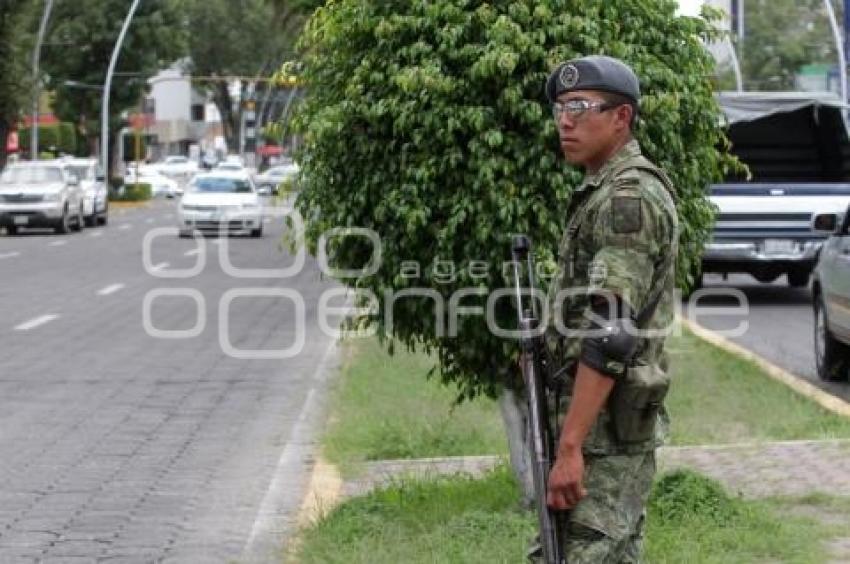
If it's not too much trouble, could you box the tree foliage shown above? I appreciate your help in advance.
[0,0,35,167]
[737,0,840,90]
[180,0,318,151]
[293,0,736,399]
[41,0,185,165]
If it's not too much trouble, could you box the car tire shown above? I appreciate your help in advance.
[6,225,18,236]
[788,270,810,288]
[250,227,263,238]
[55,205,71,234]
[85,213,97,227]
[814,295,850,381]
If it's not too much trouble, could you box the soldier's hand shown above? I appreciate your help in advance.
[546,446,587,510]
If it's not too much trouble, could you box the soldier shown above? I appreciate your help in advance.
[543,55,678,562]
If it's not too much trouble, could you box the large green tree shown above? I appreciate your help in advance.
[180,0,320,151]
[41,0,185,172]
[293,0,736,402]
[0,0,35,168]
[737,0,840,90]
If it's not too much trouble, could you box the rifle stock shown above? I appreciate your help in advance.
[511,235,565,564]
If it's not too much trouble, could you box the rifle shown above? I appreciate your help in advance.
[511,234,565,564]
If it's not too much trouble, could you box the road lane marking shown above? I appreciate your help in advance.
[97,283,125,296]
[0,252,20,260]
[48,240,67,247]
[150,262,170,272]
[119,224,132,230]
[184,249,200,257]
[243,337,339,560]
[89,231,103,238]
[15,314,59,331]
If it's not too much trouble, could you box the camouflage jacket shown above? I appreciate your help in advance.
[546,139,678,455]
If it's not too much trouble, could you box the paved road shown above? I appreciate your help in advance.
[686,273,850,402]
[0,198,339,563]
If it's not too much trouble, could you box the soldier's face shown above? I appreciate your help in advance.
[554,90,630,171]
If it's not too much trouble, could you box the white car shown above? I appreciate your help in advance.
[214,161,245,173]
[178,171,263,237]
[155,155,198,186]
[63,157,108,226]
[124,166,181,198]
[0,161,85,234]
[254,162,299,195]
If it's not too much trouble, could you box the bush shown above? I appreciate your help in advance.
[18,123,77,156]
[293,1,738,398]
[650,470,741,526]
[110,182,152,202]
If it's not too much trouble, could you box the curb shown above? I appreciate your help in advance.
[681,316,850,419]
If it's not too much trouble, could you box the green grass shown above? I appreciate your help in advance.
[645,470,834,563]
[666,329,850,445]
[292,465,837,564]
[322,338,507,474]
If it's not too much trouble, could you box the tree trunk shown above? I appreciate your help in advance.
[0,119,9,170]
[212,82,239,153]
[498,388,534,509]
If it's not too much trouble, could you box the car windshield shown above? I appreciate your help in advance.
[0,166,64,184]
[165,157,187,164]
[191,177,252,193]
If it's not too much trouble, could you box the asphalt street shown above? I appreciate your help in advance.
[0,198,340,563]
[685,273,850,402]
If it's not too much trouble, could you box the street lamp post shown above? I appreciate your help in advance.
[31,0,55,160]
[101,0,141,180]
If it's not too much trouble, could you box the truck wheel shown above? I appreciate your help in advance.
[815,295,850,381]
[788,270,810,288]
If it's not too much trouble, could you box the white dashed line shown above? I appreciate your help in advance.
[48,240,67,247]
[0,251,20,260]
[150,262,170,272]
[89,231,103,238]
[119,224,132,230]
[184,249,200,257]
[15,314,59,331]
[97,283,125,296]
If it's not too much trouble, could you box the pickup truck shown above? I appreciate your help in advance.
[702,92,850,287]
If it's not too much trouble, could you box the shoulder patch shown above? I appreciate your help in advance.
[612,197,642,234]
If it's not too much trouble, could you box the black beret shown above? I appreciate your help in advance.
[545,55,640,103]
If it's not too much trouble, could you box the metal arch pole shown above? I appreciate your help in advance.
[31,0,54,160]
[824,0,847,112]
[725,36,744,92]
[101,0,142,179]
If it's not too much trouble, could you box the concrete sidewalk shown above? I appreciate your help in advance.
[342,438,850,500]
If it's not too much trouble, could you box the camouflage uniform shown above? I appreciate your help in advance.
[546,139,678,563]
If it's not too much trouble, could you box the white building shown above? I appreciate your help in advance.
[142,61,222,159]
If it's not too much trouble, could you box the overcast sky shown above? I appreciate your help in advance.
[677,0,706,17]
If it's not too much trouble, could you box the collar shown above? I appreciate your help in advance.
[576,139,642,193]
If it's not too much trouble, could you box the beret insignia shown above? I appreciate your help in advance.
[559,64,580,89]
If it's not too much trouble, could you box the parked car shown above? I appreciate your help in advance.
[62,157,108,226]
[702,92,850,288]
[0,160,85,234]
[812,209,850,382]
[155,155,198,186]
[124,166,181,198]
[178,171,263,237]
[254,162,299,195]
[214,161,245,173]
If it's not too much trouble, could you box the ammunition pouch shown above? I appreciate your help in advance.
[609,362,670,443]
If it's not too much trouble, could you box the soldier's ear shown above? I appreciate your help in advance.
[614,104,633,130]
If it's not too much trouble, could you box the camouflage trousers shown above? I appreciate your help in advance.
[561,450,656,563]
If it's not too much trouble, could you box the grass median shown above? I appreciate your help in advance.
[292,326,850,562]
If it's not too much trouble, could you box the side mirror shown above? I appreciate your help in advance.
[812,212,839,233]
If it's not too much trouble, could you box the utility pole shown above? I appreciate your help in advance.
[101,0,141,181]
[31,0,54,160]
